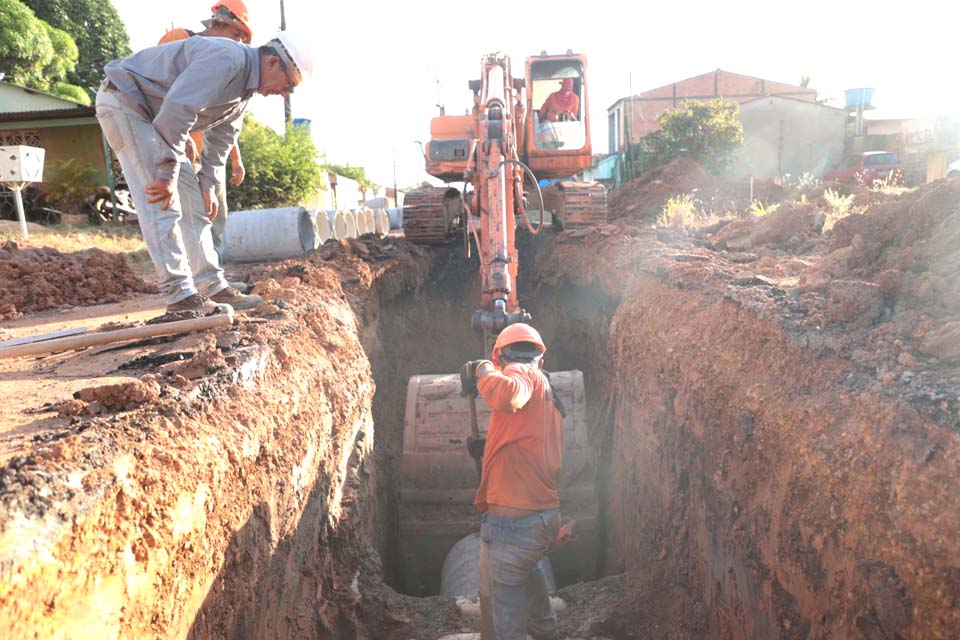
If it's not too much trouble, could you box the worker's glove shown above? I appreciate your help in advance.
[466,435,486,461]
[459,359,491,397]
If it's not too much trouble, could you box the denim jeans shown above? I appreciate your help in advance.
[95,89,228,304]
[479,509,560,640]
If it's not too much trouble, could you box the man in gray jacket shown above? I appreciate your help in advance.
[96,31,312,313]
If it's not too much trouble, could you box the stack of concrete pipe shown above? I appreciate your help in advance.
[222,205,395,263]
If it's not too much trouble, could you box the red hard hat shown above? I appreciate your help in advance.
[492,323,546,365]
[211,0,253,42]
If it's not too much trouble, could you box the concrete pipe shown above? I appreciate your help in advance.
[353,209,369,235]
[362,208,376,236]
[374,208,390,236]
[312,210,331,246]
[439,532,557,598]
[326,210,347,240]
[342,210,358,238]
[387,206,404,230]
[223,206,314,262]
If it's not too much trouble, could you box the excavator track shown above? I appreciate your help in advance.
[402,187,463,245]
[541,181,608,229]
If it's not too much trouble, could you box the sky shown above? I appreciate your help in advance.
[113,0,958,190]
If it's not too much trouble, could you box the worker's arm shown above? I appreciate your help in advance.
[151,46,244,185]
[477,364,534,413]
[229,144,245,185]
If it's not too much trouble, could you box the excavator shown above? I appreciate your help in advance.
[398,52,605,595]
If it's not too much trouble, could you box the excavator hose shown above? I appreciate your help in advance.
[495,159,545,235]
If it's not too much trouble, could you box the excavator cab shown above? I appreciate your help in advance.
[524,54,593,179]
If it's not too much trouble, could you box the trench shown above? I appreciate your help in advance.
[3,224,958,639]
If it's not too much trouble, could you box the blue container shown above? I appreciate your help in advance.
[293,118,312,130]
[844,88,875,109]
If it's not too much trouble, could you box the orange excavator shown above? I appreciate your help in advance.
[398,52,603,595]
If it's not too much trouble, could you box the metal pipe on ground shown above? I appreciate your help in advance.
[223,207,314,262]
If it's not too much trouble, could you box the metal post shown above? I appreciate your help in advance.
[12,183,28,239]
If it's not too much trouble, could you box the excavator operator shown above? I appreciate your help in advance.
[538,78,580,122]
[460,323,564,640]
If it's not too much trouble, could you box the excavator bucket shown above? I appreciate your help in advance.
[398,370,598,595]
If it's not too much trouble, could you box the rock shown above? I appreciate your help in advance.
[216,331,242,350]
[825,280,883,326]
[75,379,161,411]
[919,321,960,363]
[53,399,86,417]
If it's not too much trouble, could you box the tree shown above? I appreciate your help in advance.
[639,99,744,175]
[230,114,325,210]
[0,0,88,104]
[326,163,380,193]
[22,0,131,96]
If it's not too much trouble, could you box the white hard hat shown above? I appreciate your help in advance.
[270,30,313,84]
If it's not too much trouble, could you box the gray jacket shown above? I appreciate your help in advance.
[103,37,259,193]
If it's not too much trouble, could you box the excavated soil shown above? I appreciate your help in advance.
[0,240,156,319]
[2,174,960,639]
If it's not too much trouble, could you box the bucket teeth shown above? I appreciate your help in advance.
[541,181,608,230]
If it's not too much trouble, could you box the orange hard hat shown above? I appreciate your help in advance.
[492,323,546,365]
[210,0,253,41]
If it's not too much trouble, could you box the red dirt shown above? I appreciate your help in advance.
[0,240,156,319]
[607,156,789,223]
[525,176,960,639]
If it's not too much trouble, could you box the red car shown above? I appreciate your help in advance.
[824,151,903,186]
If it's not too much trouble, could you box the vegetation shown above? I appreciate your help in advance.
[658,193,699,227]
[747,200,781,217]
[42,158,99,214]
[326,163,379,195]
[230,114,325,210]
[624,99,744,179]
[21,0,131,97]
[0,0,88,103]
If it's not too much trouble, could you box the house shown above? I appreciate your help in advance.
[731,96,847,179]
[607,70,846,179]
[607,69,817,152]
[857,116,960,184]
[0,81,112,185]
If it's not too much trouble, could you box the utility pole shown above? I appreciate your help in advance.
[280,0,291,124]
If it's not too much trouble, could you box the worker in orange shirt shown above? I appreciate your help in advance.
[158,1,251,267]
[460,323,564,640]
[539,78,580,122]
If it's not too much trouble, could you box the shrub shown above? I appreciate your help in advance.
[42,158,98,213]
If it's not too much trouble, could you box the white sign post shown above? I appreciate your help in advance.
[0,145,45,239]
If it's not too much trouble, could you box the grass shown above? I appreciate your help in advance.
[822,188,858,232]
[658,193,699,227]
[0,219,153,276]
[747,200,781,217]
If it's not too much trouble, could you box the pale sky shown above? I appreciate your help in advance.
[113,0,956,189]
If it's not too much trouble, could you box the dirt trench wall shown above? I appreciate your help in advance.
[0,240,433,639]
[529,231,960,639]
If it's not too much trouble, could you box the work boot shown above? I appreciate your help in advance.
[228,280,251,294]
[210,286,263,310]
[166,293,233,315]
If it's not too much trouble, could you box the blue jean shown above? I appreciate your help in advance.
[95,89,228,304]
[479,509,560,640]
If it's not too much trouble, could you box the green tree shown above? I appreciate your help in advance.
[22,0,131,96]
[326,163,380,193]
[0,0,88,103]
[640,99,744,175]
[230,114,324,210]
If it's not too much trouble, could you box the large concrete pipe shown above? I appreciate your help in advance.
[223,206,314,262]
[439,532,557,598]
[312,210,331,246]
[387,206,403,230]
[362,208,376,236]
[342,210,358,238]
[374,209,390,236]
[327,210,348,240]
[352,209,369,235]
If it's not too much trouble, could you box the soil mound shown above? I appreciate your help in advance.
[608,156,787,222]
[0,241,156,319]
